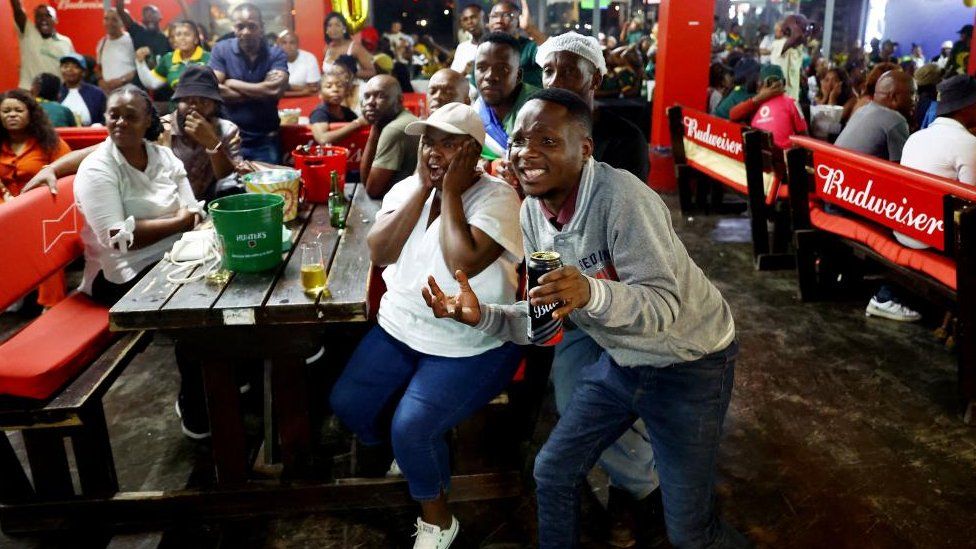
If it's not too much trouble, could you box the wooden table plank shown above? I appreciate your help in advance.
[157,269,233,328]
[109,262,188,331]
[263,185,359,324]
[321,185,380,322]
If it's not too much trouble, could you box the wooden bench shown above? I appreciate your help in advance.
[786,136,976,423]
[0,177,150,515]
[667,105,793,270]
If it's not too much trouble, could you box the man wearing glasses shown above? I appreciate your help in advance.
[487,0,547,88]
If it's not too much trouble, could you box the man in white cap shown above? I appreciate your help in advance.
[933,40,954,70]
[536,31,649,181]
[329,102,523,549]
[534,30,659,547]
[9,0,76,90]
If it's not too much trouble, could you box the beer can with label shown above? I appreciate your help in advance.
[527,251,564,346]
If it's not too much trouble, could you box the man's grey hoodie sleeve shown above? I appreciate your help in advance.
[576,189,682,335]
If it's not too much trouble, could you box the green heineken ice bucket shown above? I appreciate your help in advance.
[208,193,285,272]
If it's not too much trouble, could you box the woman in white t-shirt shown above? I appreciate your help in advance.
[330,103,522,548]
[75,85,202,305]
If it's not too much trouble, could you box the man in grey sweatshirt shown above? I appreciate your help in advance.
[423,89,746,548]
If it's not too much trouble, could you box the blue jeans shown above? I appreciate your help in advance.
[330,325,522,500]
[534,341,746,549]
[240,133,280,163]
[551,328,658,499]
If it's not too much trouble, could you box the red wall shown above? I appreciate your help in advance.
[1,0,328,91]
[650,0,714,148]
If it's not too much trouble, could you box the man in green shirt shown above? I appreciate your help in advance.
[487,0,547,88]
[361,75,420,198]
[474,32,540,159]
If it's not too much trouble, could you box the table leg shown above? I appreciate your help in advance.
[22,429,73,499]
[71,402,119,497]
[0,432,34,503]
[271,355,312,478]
[201,357,248,485]
[263,359,279,465]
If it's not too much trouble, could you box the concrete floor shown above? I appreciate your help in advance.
[3,193,976,548]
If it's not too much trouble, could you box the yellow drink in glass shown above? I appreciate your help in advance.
[301,264,327,295]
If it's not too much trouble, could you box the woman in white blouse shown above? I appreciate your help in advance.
[75,85,202,305]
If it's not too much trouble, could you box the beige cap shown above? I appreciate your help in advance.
[404,102,485,147]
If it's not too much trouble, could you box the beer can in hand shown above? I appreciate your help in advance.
[527,251,564,346]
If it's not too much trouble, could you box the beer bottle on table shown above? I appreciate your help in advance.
[328,170,347,229]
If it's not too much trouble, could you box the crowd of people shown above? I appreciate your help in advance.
[4,1,976,548]
[706,13,976,322]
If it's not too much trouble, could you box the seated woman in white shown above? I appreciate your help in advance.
[329,103,523,549]
[74,85,202,305]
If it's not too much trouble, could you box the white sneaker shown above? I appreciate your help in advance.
[412,516,459,549]
[865,297,921,322]
[386,459,403,477]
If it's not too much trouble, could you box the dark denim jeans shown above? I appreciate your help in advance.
[240,133,281,164]
[534,341,747,549]
[330,325,522,500]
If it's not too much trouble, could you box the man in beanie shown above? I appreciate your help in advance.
[902,74,976,186]
[536,31,649,181]
[749,64,808,150]
[933,40,953,70]
[536,31,660,546]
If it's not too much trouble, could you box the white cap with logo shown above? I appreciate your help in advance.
[405,102,486,147]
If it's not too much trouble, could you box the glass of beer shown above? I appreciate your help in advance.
[300,242,328,298]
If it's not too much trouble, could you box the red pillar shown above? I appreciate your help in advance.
[648,0,715,190]
[969,9,976,75]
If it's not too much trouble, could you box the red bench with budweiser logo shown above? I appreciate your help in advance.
[786,136,976,423]
[0,178,150,508]
[667,105,793,270]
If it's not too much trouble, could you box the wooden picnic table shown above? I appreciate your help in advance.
[2,184,531,534]
[109,183,379,485]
